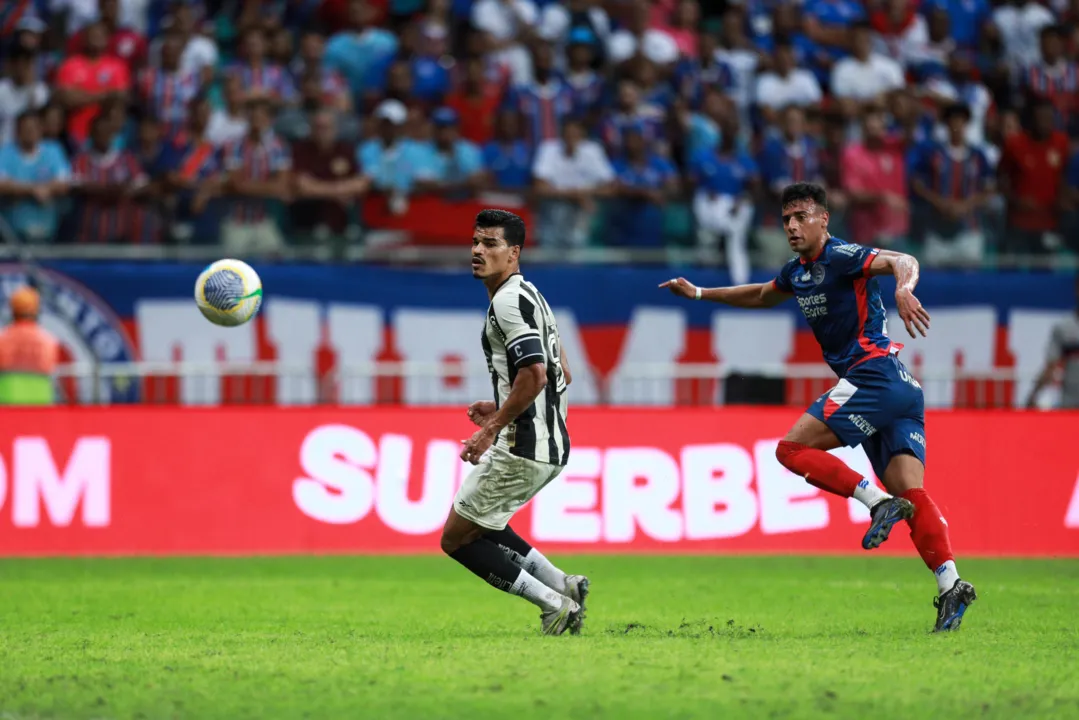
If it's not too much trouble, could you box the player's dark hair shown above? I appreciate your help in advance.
[942,102,972,123]
[781,182,828,211]
[475,209,526,248]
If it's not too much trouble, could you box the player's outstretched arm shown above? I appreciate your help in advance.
[659,278,789,308]
[867,250,931,338]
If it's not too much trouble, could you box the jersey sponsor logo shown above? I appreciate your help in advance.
[847,413,877,436]
[909,431,926,447]
[0,265,140,402]
[899,368,922,389]
[799,271,811,282]
[833,243,862,257]
[797,293,828,319]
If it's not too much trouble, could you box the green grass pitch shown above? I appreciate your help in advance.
[1,555,1078,719]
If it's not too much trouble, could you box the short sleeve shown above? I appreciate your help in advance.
[771,262,794,294]
[49,145,72,181]
[829,242,880,278]
[586,142,615,184]
[532,141,558,182]
[492,289,546,369]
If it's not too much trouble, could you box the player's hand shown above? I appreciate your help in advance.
[466,400,496,427]
[659,277,698,300]
[896,289,931,338]
[460,427,495,465]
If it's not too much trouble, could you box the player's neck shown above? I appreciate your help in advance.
[484,268,519,299]
[800,237,828,262]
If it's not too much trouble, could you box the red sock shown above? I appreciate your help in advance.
[901,488,955,570]
[775,441,862,498]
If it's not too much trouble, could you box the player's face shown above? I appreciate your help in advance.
[471,226,518,279]
[782,199,828,254]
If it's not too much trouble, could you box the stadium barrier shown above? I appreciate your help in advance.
[51,361,1032,409]
[0,406,1076,558]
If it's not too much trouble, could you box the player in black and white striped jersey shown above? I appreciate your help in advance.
[440,209,589,636]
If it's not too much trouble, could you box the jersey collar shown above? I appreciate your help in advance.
[799,239,829,265]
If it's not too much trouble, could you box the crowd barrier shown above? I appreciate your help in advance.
[1,407,1076,558]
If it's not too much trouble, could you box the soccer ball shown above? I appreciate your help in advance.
[194,259,263,327]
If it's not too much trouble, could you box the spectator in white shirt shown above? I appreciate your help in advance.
[532,116,615,247]
[207,73,249,148]
[992,0,1055,73]
[472,0,538,85]
[607,0,679,67]
[0,48,49,147]
[830,22,906,117]
[755,39,823,127]
[714,5,761,119]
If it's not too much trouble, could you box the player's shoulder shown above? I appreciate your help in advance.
[824,237,869,259]
[490,273,527,308]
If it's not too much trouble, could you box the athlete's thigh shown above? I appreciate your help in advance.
[453,446,559,531]
[871,415,928,495]
[783,410,843,450]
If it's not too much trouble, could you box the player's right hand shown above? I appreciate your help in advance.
[467,400,497,426]
[659,277,698,299]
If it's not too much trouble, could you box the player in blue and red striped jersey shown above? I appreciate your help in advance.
[661,182,977,633]
[137,29,202,141]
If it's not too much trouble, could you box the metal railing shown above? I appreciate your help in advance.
[49,360,1034,409]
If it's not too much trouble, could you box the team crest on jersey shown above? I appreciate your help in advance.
[811,264,826,285]
[0,265,140,402]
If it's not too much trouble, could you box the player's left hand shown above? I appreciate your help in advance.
[460,427,495,465]
[466,400,497,427]
[896,289,931,338]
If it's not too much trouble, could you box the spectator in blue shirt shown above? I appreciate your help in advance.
[0,110,71,243]
[413,107,485,200]
[610,123,679,247]
[483,109,532,193]
[358,99,426,212]
[565,27,605,121]
[802,0,867,85]
[601,79,665,159]
[759,105,824,211]
[909,103,995,265]
[690,112,760,284]
[924,0,992,50]
[324,0,400,100]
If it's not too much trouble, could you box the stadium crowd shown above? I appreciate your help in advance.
[0,0,1077,277]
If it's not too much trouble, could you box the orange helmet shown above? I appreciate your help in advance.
[10,286,41,319]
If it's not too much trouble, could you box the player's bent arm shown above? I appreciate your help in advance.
[700,282,790,308]
[483,362,547,435]
[866,249,920,292]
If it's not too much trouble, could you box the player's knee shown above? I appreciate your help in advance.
[775,440,804,469]
[440,532,461,556]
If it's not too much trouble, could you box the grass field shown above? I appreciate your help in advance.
[1,556,1078,719]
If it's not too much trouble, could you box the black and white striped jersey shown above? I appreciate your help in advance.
[481,273,570,466]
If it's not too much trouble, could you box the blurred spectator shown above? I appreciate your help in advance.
[67,0,147,75]
[292,29,351,112]
[129,114,167,243]
[901,6,956,80]
[689,112,759,284]
[563,28,605,119]
[681,88,738,166]
[162,0,219,85]
[607,0,679,67]
[803,0,867,80]
[841,105,909,247]
[662,0,701,59]
[922,53,994,150]
[269,26,295,67]
[408,23,452,105]
[924,0,992,50]
[220,99,291,255]
[227,28,297,107]
[998,98,1068,255]
[830,22,904,116]
[538,0,611,56]
[55,21,132,147]
[1022,25,1078,133]
[869,0,929,68]
[471,0,537,84]
[207,73,250,148]
[909,103,995,265]
[714,5,761,125]
[673,31,728,110]
[376,59,417,108]
[532,116,614,247]
[359,99,426,210]
[276,69,361,143]
[291,109,369,236]
[11,17,59,84]
[1025,276,1079,409]
[0,48,50,147]
[610,123,679,247]
[887,87,934,148]
[504,42,575,150]
[445,56,502,145]
[413,107,485,200]
[754,39,824,128]
[0,287,59,407]
[70,113,149,244]
[324,0,400,99]
[601,80,664,159]
[136,29,200,140]
[165,94,225,244]
[41,103,73,157]
[992,0,1055,72]
[0,111,71,243]
[483,109,532,193]
[759,106,824,203]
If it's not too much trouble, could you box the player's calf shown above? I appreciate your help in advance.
[775,440,892,510]
[487,525,571,595]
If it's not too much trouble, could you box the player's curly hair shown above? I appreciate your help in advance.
[781,182,828,211]
[475,209,526,248]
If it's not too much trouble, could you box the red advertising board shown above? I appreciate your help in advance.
[0,408,1076,557]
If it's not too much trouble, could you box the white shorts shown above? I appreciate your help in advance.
[453,444,563,530]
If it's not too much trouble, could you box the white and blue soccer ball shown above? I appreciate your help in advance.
[194,259,263,327]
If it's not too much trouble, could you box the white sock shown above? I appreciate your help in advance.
[852,478,890,510]
[934,560,960,595]
[510,569,563,613]
[521,548,568,594]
